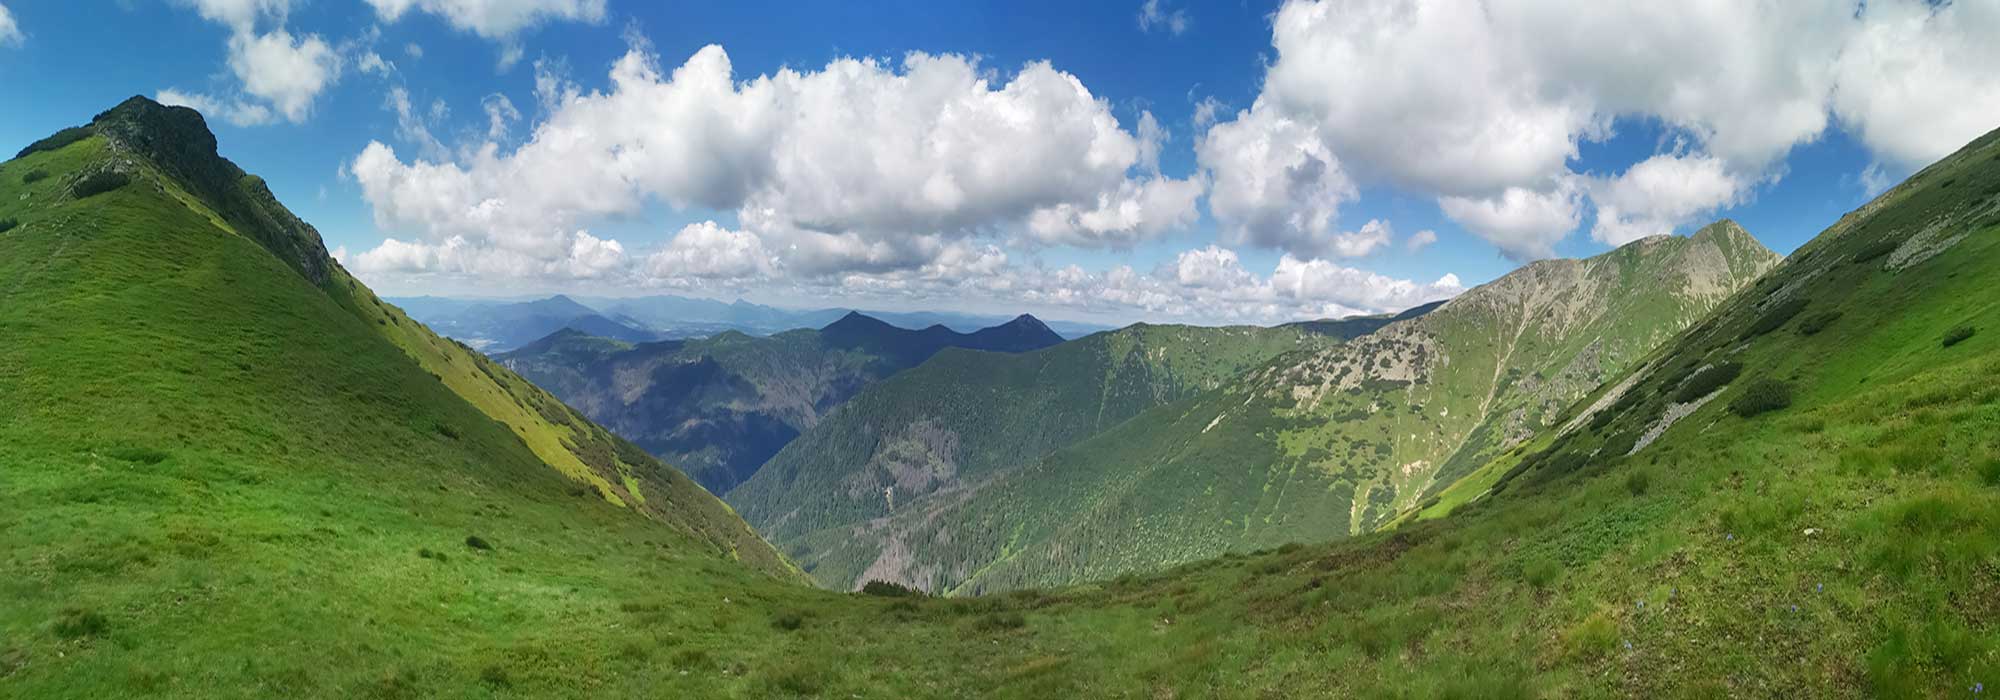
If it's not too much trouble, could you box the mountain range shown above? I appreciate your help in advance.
[5,96,1997,697]
[738,222,1779,592]
[390,292,1116,352]
[496,311,1066,492]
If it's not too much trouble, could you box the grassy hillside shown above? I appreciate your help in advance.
[728,323,1335,590]
[0,99,799,680]
[5,96,1997,699]
[838,224,1779,594]
[497,312,1064,493]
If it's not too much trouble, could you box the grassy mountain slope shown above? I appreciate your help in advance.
[497,312,1064,493]
[0,95,790,590]
[4,97,1998,700]
[727,323,1335,590]
[844,225,1778,594]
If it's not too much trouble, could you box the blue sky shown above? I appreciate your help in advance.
[0,1,1992,325]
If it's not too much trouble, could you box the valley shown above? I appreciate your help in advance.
[3,83,1997,699]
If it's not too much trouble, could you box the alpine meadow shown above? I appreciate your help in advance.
[4,1,2000,698]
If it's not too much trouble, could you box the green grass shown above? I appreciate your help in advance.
[5,97,2000,698]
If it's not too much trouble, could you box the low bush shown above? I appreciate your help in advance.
[464,535,493,551]
[1850,238,1901,264]
[1624,470,1651,496]
[1797,311,1843,336]
[53,608,109,639]
[771,611,806,631]
[417,548,448,562]
[860,580,923,597]
[0,218,14,235]
[1602,430,1641,460]
[1941,325,1976,348]
[1673,361,1743,403]
[70,171,132,199]
[15,126,91,159]
[22,169,49,184]
[1730,379,1794,417]
[1741,298,1809,339]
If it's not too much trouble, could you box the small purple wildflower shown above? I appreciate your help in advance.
[1790,604,1799,613]
[1816,582,1823,593]
[1726,533,1735,541]
[1973,681,1982,693]
[1623,640,1632,650]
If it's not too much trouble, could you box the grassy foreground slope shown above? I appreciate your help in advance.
[497,312,1064,493]
[727,323,1334,589]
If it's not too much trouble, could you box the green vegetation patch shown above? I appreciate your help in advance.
[1740,297,1809,339]
[1672,361,1742,403]
[1941,324,1976,348]
[1729,378,1794,417]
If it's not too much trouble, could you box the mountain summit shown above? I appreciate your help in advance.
[0,96,789,577]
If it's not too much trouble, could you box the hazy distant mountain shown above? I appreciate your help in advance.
[498,312,1064,493]
[395,292,1117,345]
[383,294,657,351]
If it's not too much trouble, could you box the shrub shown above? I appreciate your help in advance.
[1979,458,2000,487]
[1560,612,1618,662]
[70,171,131,199]
[1601,429,1642,460]
[0,218,14,235]
[771,611,806,631]
[1797,311,1843,336]
[22,169,49,184]
[53,608,109,639]
[1673,362,1743,403]
[1625,470,1651,496]
[15,126,92,159]
[1850,239,1900,264]
[464,535,492,551]
[860,580,923,598]
[1729,379,1794,417]
[417,548,447,562]
[1741,298,1809,339]
[1941,325,1976,348]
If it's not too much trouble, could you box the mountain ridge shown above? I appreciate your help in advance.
[498,310,1066,493]
[775,223,1780,593]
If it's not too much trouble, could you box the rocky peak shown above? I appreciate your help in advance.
[26,96,335,287]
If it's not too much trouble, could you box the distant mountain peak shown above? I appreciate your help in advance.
[824,311,888,331]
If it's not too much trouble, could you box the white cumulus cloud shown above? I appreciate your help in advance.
[350,43,1197,283]
[364,0,606,68]
[1208,0,2000,260]
[1438,180,1584,261]
[1588,154,1747,246]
